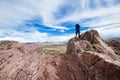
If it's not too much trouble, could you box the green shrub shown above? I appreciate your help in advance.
[7,44,12,50]
[18,43,23,51]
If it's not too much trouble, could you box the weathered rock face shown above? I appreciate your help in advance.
[106,40,120,56]
[0,41,44,80]
[80,29,101,44]
[79,51,120,80]
[0,40,22,50]
[0,30,120,80]
[66,30,120,80]
[67,30,119,60]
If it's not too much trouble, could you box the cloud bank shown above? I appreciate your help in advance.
[0,0,120,42]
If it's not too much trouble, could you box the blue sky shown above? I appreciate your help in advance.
[0,0,120,42]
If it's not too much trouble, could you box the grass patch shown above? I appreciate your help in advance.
[6,44,12,50]
[41,44,66,55]
[17,43,23,51]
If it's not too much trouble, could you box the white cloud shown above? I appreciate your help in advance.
[38,0,65,24]
[44,24,68,30]
[94,24,120,39]
[56,6,120,24]
[0,0,120,42]
[60,29,65,33]
[0,25,73,42]
[0,29,74,42]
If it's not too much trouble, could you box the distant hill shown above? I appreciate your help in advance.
[107,37,120,40]
[39,41,66,45]
[24,41,66,46]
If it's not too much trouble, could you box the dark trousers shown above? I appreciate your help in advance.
[76,31,80,38]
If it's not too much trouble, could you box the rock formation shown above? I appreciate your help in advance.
[0,30,120,80]
[106,40,120,56]
[66,30,120,80]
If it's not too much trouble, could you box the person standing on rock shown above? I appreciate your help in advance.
[75,24,80,38]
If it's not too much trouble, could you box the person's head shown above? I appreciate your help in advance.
[75,24,80,26]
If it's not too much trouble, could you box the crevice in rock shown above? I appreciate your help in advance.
[43,68,49,80]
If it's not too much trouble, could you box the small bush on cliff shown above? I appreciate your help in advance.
[17,43,23,51]
[84,45,98,53]
[6,44,12,50]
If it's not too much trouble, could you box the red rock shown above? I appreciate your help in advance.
[0,30,120,80]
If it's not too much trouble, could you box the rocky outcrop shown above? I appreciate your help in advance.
[0,41,44,80]
[67,30,119,60]
[0,30,120,80]
[0,40,22,50]
[80,29,101,44]
[66,30,120,80]
[106,40,120,56]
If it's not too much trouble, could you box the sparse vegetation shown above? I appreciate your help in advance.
[18,43,23,51]
[84,45,98,53]
[41,44,66,55]
[6,44,12,50]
